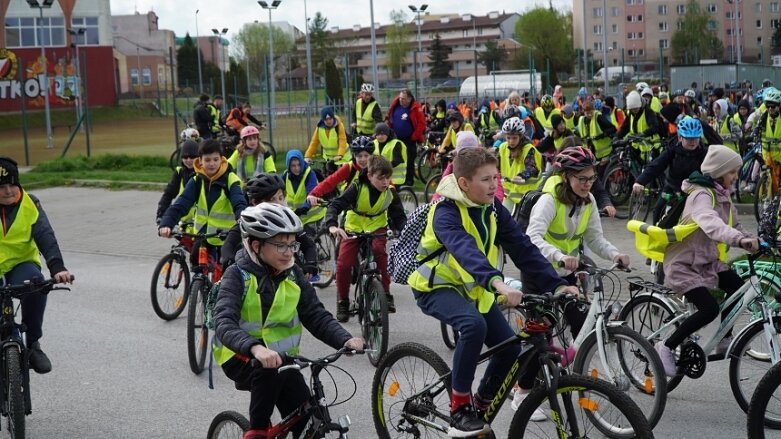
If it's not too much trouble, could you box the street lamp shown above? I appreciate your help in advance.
[408,4,428,99]
[67,28,85,125]
[258,1,281,151]
[195,9,203,93]
[27,0,55,149]
[727,0,742,63]
[304,0,314,136]
[211,28,228,114]
[369,0,379,92]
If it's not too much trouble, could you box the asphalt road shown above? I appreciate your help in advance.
[14,187,771,438]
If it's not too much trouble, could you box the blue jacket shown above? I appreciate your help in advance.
[0,191,66,275]
[283,149,318,210]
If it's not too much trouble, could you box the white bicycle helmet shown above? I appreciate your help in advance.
[180,127,200,142]
[502,117,525,135]
[765,88,781,105]
[641,87,653,97]
[361,83,375,93]
[240,203,303,243]
[684,89,696,99]
[635,82,649,92]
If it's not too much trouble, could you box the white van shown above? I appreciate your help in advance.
[594,66,635,82]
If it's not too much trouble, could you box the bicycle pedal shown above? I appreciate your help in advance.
[706,353,726,362]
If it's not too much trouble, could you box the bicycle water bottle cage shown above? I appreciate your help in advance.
[679,341,706,378]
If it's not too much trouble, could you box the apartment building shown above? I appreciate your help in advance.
[112,11,177,97]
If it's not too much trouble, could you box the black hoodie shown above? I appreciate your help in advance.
[636,140,708,193]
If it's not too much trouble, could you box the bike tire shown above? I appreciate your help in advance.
[207,410,250,439]
[364,277,389,367]
[440,322,459,350]
[729,315,781,420]
[150,252,190,321]
[628,191,652,222]
[417,149,438,184]
[5,346,24,439]
[737,155,760,204]
[747,362,781,438]
[653,261,665,285]
[755,171,773,222]
[187,278,209,375]
[263,141,277,163]
[372,342,452,439]
[311,230,336,289]
[572,325,668,432]
[604,162,634,206]
[397,186,419,215]
[507,374,654,439]
[424,173,442,203]
[169,147,181,171]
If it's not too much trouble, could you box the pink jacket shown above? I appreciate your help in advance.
[431,161,505,202]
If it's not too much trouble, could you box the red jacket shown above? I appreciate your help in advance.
[386,97,426,144]
[310,162,362,198]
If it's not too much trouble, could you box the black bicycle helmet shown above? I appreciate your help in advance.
[245,173,285,202]
[554,146,597,172]
[448,112,464,124]
[350,135,375,155]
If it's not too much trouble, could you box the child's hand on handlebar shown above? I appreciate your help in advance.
[492,279,523,307]
[559,256,579,272]
[158,227,172,238]
[740,237,760,252]
[632,183,644,194]
[343,337,365,352]
[613,254,631,267]
[601,206,617,218]
[329,226,349,241]
[251,344,283,369]
[306,195,320,207]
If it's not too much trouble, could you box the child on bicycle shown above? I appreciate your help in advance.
[0,157,73,374]
[227,126,276,183]
[156,139,198,227]
[306,136,376,206]
[212,203,363,439]
[373,123,407,186]
[430,131,505,202]
[283,150,324,230]
[657,144,759,376]
[408,147,578,436]
[304,106,348,166]
[438,112,475,153]
[324,155,407,322]
[496,117,543,213]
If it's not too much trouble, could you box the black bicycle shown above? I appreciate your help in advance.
[150,225,193,320]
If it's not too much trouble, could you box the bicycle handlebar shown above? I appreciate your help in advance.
[0,276,74,296]
[250,346,366,371]
[345,230,395,239]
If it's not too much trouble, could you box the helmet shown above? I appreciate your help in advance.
[503,104,520,119]
[540,94,554,109]
[765,88,781,105]
[245,173,284,202]
[501,117,525,135]
[635,82,649,92]
[240,125,260,139]
[593,99,603,111]
[554,146,597,172]
[625,91,642,110]
[755,90,765,104]
[676,116,703,139]
[350,135,375,154]
[684,89,696,98]
[180,127,200,142]
[641,87,653,97]
[240,203,302,242]
[448,112,464,124]
[180,140,199,158]
[578,87,588,98]
[360,83,375,93]
[518,106,529,120]
[659,92,669,100]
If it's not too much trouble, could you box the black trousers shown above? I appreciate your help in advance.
[3,262,48,346]
[399,137,417,187]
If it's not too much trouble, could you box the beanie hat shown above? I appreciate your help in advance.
[626,91,642,110]
[455,131,480,151]
[561,104,574,117]
[701,145,742,179]
[0,157,20,187]
[550,114,565,129]
[660,104,682,124]
[738,99,751,110]
[319,106,335,121]
[374,122,392,137]
[603,97,615,108]
[181,140,200,157]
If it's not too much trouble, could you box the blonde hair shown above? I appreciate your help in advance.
[238,136,266,158]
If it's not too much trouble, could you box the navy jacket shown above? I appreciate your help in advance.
[0,192,66,275]
[159,167,246,230]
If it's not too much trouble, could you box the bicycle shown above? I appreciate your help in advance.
[747,360,781,437]
[150,225,193,321]
[416,132,445,184]
[207,348,363,439]
[416,147,452,186]
[372,292,654,438]
[603,135,660,207]
[0,276,72,439]
[737,141,763,205]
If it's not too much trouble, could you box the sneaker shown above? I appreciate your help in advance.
[336,300,350,323]
[549,344,577,367]
[716,335,734,356]
[448,404,491,437]
[511,391,546,421]
[655,341,678,377]
[386,293,396,313]
[28,341,52,374]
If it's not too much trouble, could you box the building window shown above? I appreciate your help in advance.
[677,4,686,14]
[677,21,685,30]
[4,16,65,48]
[130,69,139,86]
[627,32,644,39]
[612,23,618,33]
[660,39,669,49]
[593,24,603,34]
[659,21,668,32]
[772,18,780,28]
[757,20,763,29]
[594,42,604,52]
[142,68,151,86]
[71,17,99,45]
[707,3,717,12]
[627,15,644,22]
[658,4,667,14]
[628,49,645,56]
[593,7,603,17]
[612,41,619,50]
[708,20,717,30]
[772,2,780,12]
[611,7,619,16]
[627,0,644,4]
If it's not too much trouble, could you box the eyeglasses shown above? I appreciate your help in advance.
[182,155,198,160]
[573,175,599,185]
[265,241,300,254]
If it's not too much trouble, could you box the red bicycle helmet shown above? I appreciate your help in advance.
[554,146,597,172]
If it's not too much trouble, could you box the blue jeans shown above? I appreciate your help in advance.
[1,262,48,346]
[414,287,536,395]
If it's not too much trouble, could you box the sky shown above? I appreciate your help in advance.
[109,0,571,41]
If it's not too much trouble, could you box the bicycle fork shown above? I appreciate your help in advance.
[541,357,582,438]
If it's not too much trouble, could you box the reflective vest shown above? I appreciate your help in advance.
[317,126,341,160]
[343,182,391,233]
[763,115,781,162]
[228,150,275,183]
[609,108,624,128]
[544,193,593,259]
[407,201,499,314]
[0,192,41,275]
[720,113,742,153]
[376,139,408,185]
[534,107,561,132]
[577,116,612,159]
[176,166,196,225]
[209,104,221,134]
[627,110,660,152]
[553,136,566,150]
[212,270,302,365]
[650,96,662,114]
[285,167,325,225]
[479,112,499,131]
[498,141,542,203]
[194,173,241,246]
[563,115,576,131]
[448,123,475,148]
[355,99,378,135]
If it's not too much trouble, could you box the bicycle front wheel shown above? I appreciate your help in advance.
[150,252,190,320]
[729,316,781,419]
[207,410,250,439]
[604,162,633,206]
[4,346,24,439]
[169,148,181,171]
[417,149,438,184]
[372,342,452,439]
[628,191,652,222]
[754,170,774,222]
[311,230,336,288]
[508,374,654,438]
[748,362,781,438]
[397,186,419,215]
[572,325,667,432]
[187,278,210,375]
[363,277,389,367]
[424,173,442,203]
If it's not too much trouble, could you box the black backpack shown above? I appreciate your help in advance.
[513,189,545,233]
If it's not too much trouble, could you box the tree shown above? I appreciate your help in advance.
[324,58,343,106]
[385,10,412,79]
[513,6,573,87]
[176,33,199,90]
[234,22,293,86]
[478,40,505,73]
[309,12,335,73]
[772,20,781,54]
[670,0,724,63]
[428,34,452,79]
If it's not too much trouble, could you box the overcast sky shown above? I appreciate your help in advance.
[109,0,571,40]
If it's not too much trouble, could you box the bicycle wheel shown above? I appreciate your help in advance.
[4,346,24,439]
[187,278,209,375]
[737,155,761,204]
[729,316,781,419]
[262,141,277,163]
[572,325,667,432]
[628,191,652,222]
[397,186,419,216]
[207,410,250,439]
[417,149,438,184]
[755,170,774,222]
[618,295,685,392]
[169,147,181,171]
[363,277,389,367]
[440,322,459,350]
[748,362,781,438]
[372,342,452,439]
[604,162,633,206]
[311,230,336,288]
[150,252,191,321]
[424,173,442,203]
[507,374,654,438]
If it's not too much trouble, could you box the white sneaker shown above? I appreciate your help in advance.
[511,391,546,421]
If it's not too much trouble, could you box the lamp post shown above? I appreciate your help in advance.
[259,1,281,150]
[369,0,379,92]
[408,4,428,99]
[27,0,54,149]
[211,28,228,114]
[462,14,478,100]
[304,0,314,136]
[195,9,203,93]
[601,0,608,91]
[67,28,85,127]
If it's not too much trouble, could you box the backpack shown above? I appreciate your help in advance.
[388,201,444,285]
[513,189,545,233]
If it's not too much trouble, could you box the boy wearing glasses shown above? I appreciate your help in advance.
[156,139,198,226]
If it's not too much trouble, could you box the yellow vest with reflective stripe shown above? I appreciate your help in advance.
[650,96,662,114]
[563,115,576,131]
[448,123,475,148]
[317,126,341,160]
[0,192,41,275]
[355,99,378,135]
[212,271,302,365]
[194,173,241,246]
[498,141,542,202]
[628,110,660,151]
[376,139,408,185]
[479,112,499,131]
[408,201,498,314]
[175,166,196,225]
[544,194,593,259]
[285,167,325,225]
[343,182,391,233]
[535,107,561,131]
[720,114,742,153]
[577,116,612,159]
[763,115,781,162]
[209,104,221,134]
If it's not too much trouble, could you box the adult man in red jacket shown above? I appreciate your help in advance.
[386,89,426,186]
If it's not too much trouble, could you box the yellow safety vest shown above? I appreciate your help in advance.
[176,166,196,225]
[609,108,622,128]
[577,116,612,159]
[627,110,660,152]
[194,173,241,246]
[650,96,662,114]
[563,115,576,131]
[479,112,499,131]
[285,167,325,225]
[408,201,499,314]
[227,150,276,184]
[448,123,475,148]
[355,99,378,135]
[317,126,341,160]
[343,182,391,233]
[209,104,221,134]
[544,193,593,260]
[0,192,41,275]
[763,115,781,162]
[720,113,742,153]
[498,141,542,203]
[535,107,561,131]
[553,136,566,150]
[212,271,302,365]
[376,139,408,185]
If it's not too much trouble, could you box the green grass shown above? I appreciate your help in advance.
[22,154,172,189]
